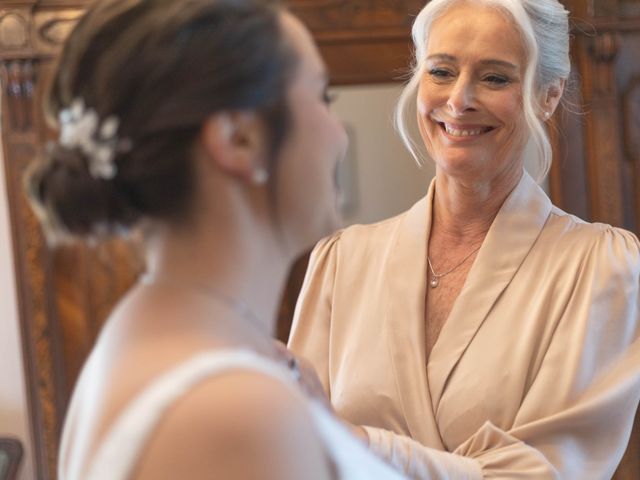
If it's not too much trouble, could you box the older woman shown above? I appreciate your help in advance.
[289,0,640,478]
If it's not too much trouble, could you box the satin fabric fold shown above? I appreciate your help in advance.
[289,171,640,479]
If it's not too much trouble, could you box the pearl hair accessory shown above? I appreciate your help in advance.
[58,99,130,180]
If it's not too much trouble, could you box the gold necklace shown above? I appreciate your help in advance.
[427,246,481,288]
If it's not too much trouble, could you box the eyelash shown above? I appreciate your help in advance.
[429,68,453,79]
[323,89,337,105]
[428,69,511,86]
[484,75,510,85]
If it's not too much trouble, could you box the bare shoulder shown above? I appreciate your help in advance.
[133,369,334,480]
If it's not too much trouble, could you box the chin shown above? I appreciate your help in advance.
[435,153,489,177]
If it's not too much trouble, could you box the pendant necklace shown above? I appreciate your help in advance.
[427,246,481,289]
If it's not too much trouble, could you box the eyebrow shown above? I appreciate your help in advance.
[426,54,518,71]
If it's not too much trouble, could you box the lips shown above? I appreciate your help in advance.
[437,121,495,138]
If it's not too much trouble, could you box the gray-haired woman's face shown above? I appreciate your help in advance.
[416,3,529,183]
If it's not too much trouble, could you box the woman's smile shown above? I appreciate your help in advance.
[435,120,496,140]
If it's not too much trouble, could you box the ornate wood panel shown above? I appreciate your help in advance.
[0,2,137,479]
[290,0,423,84]
[1,1,639,479]
[552,0,640,233]
[546,2,640,478]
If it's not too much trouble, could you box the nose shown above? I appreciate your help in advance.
[447,75,476,116]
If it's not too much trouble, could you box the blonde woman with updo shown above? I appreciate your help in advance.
[289,0,640,478]
[26,0,411,478]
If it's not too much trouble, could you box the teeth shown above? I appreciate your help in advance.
[444,124,486,137]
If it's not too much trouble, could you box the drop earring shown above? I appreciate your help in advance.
[252,168,269,185]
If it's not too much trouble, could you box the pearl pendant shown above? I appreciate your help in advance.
[430,277,439,288]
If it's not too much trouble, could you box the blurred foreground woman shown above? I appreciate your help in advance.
[26,0,407,478]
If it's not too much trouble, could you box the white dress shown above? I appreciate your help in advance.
[81,350,407,480]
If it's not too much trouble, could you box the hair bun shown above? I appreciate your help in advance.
[28,0,294,243]
[26,142,140,242]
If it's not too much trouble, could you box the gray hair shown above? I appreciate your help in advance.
[395,0,570,182]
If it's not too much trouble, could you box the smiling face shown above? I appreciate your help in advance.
[417,2,529,183]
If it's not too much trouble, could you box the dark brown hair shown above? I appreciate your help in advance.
[27,0,297,241]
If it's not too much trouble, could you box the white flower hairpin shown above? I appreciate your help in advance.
[58,99,129,180]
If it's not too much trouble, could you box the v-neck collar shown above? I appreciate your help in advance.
[384,171,552,444]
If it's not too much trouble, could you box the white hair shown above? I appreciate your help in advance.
[395,0,570,182]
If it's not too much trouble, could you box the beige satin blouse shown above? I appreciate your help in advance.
[289,172,640,479]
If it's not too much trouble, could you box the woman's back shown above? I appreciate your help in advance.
[61,343,405,479]
[78,358,335,479]
[24,0,382,477]
[57,284,328,479]
[59,286,406,480]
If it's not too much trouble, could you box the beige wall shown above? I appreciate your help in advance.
[0,139,34,479]
[332,83,435,226]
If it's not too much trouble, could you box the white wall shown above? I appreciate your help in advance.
[0,137,34,479]
[331,83,435,226]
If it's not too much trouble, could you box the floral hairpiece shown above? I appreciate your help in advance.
[58,99,129,180]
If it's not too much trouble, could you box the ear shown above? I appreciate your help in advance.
[540,79,565,121]
[200,111,269,184]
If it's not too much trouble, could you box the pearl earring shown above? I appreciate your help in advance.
[543,111,551,120]
[252,168,269,185]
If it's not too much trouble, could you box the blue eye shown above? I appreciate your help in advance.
[429,68,453,78]
[485,75,510,85]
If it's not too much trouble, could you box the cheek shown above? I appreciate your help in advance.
[278,112,343,205]
[306,105,346,152]
[416,95,438,155]
[503,107,527,144]
[492,101,529,164]
[417,82,437,117]
[494,90,523,125]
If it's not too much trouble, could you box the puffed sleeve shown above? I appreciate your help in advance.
[288,232,341,395]
[369,228,640,479]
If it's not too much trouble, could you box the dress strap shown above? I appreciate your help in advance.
[85,350,296,480]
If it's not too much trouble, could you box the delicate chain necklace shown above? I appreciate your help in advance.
[140,274,302,381]
[140,274,302,379]
[140,274,270,337]
[427,246,481,289]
